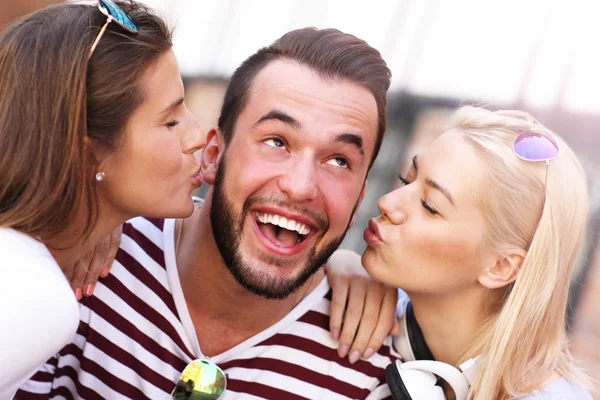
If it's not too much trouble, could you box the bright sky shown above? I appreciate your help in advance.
[139,0,600,114]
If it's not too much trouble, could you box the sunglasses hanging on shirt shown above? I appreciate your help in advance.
[171,358,227,400]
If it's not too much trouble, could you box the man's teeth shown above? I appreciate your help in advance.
[256,213,311,235]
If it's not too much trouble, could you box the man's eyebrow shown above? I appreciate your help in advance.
[254,110,301,130]
[414,155,455,206]
[335,133,365,159]
[160,97,184,116]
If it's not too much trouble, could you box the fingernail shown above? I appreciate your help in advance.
[363,348,374,359]
[75,288,82,301]
[100,266,110,278]
[338,344,350,358]
[331,329,340,340]
[349,350,360,364]
[85,283,94,297]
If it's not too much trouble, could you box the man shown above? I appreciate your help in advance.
[20,28,397,399]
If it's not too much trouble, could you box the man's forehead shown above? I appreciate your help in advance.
[249,59,374,107]
[245,59,378,132]
[250,59,314,92]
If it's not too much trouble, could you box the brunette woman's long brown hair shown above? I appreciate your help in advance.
[0,0,172,242]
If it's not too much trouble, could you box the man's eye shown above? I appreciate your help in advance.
[326,157,349,168]
[264,138,285,148]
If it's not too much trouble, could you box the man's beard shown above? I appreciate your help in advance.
[209,155,359,300]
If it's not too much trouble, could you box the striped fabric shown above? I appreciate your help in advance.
[17,216,397,400]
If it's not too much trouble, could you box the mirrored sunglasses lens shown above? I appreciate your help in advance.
[514,131,559,161]
[173,360,226,400]
[99,0,139,32]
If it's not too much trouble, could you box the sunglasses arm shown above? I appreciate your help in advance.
[88,16,113,58]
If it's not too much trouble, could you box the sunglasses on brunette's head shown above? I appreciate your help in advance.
[89,0,139,57]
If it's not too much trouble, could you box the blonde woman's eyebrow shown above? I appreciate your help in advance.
[413,155,455,206]
[425,178,455,206]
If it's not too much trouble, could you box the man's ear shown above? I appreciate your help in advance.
[478,249,526,289]
[200,128,223,185]
[348,180,367,229]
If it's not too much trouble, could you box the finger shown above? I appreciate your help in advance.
[101,224,122,278]
[391,317,401,336]
[348,282,384,364]
[82,244,108,298]
[70,258,89,301]
[337,278,367,359]
[62,260,77,293]
[328,273,350,341]
[362,287,398,361]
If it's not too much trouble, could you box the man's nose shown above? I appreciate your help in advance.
[277,157,319,202]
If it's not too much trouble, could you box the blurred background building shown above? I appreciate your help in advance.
[3,0,599,395]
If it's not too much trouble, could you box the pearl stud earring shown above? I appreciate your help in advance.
[95,172,105,182]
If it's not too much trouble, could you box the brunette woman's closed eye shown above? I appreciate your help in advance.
[166,119,180,129]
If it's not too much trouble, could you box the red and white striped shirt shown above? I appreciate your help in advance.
[18,216,397,400]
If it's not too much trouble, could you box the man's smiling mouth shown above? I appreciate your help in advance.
[255,212,311,246]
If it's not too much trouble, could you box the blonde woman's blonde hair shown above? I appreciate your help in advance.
[448,106,591,399]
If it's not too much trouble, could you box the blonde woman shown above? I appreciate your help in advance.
[357,106,593,399]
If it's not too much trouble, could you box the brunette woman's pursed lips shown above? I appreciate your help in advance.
[191,163,202,187]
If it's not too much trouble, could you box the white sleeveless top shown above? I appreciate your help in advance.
[0,227,79,399]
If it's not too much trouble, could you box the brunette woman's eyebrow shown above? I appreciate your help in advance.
[159,97,184,116]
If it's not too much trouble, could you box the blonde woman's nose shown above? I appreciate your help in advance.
[377,188,407,225]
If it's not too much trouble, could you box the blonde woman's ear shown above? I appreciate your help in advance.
[478,251,525,290]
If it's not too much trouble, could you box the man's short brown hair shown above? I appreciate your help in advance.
[217,27,391,169]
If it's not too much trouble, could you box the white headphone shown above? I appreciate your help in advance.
[386,300,480,400]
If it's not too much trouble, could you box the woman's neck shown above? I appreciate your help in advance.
[44,205,127,270]
[409,288,495,367]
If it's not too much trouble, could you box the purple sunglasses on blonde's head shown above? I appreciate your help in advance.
[513,129,560,164]
[511,127,560,248]
[512,128,560,193]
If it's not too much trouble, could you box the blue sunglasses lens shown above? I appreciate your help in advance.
[513,130,559,161]
[99,0,139,32]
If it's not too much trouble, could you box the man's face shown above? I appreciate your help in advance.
[210,59,379,299]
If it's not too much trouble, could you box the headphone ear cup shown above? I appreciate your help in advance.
[385,361,447,400]
[385,362,413,400]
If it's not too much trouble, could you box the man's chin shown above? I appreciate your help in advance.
[228,234,344,300]
[230,265,313,300]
